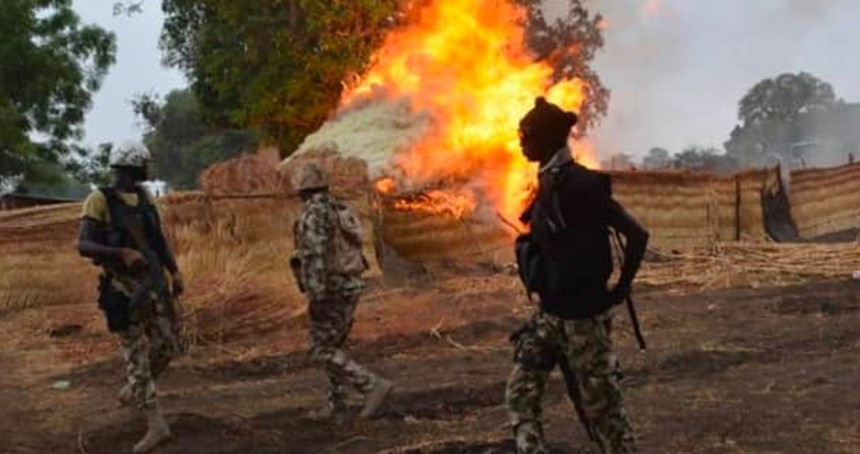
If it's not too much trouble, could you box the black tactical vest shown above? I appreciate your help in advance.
[526,162,614,319]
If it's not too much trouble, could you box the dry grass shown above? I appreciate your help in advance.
[0,194,310,349]
[159,196,306,346]
[638,241,860,292]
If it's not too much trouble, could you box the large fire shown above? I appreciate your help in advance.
[342,0,599,224]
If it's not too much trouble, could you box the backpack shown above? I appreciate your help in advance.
[328,200,370,275]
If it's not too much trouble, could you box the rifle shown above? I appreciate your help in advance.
[610,229,647,351]
[117,188,184,351]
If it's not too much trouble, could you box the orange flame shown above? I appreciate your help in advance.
[394,190,477,219]
[375,177,397,194]
[344,0,598,223]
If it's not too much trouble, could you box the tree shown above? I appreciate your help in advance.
[604,152,634,170]
[515,0,609,136]
[642,147,671,169]
[738,72,836,126]
[727,72,839,167]
[160,0,401,154]
[0,0,116,182]
[134,89,257,189]
[160,0,609,154]
[673,146,737,173]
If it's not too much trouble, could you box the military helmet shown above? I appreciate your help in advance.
[292,161,329,192]
[109,141,151,168]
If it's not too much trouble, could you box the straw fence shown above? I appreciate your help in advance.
[789,163,860,239]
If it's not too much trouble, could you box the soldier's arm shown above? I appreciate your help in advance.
[298,205,333,300]
[604,199,649,292]
[77,218,137,265]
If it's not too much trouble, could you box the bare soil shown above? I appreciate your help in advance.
[2,270,859,454]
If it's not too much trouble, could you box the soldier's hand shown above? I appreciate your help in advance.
[172,271,185,297]
[118,248,145,269]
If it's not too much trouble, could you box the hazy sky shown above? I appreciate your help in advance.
[73,1,186,147]
[75,0,860,159]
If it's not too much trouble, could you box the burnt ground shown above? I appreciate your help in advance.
[1,278,860,454]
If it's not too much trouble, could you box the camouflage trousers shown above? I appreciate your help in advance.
[117,309,181,410]
[505,310,636,454]
[308,291,378,410]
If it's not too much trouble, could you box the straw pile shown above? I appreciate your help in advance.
[199,154,282,195]
[637,241,860,291]
[279,145,372,199]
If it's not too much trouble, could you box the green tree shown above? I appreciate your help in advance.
[160,0,400,154]
[515,0,609,136]
[160,0,608,154]
[0,0,116,182]
[134,89,257,189]
[738,72,836,126]
[726,72,839,167]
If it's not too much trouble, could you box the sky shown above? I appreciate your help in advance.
[73,1,186,147]
[74,0,860,160]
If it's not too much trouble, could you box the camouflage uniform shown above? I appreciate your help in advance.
[294,192,379,411]
[506,309,636,454]
[114,274,181,410]
[83,189,182,411]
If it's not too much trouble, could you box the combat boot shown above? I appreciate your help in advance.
[307,402,348,423]
[359,378,393,419]
[133,406,171,453]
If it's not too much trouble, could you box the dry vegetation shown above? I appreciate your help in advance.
[1,183,860,453]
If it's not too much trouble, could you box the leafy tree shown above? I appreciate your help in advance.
[160,0,401,154]
[738,72,836,126]
[726,72,839,167]
[0,0,116,182]
[134,89,257,189]
[160,0,609,154]
[516,0,609,136]
[642,147,671,169]
[66,143,114,187]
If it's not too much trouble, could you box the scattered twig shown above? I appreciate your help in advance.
[324,435,373,453]
[77,430,88,454]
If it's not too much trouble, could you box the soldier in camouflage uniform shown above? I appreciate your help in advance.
[290,161,393,420]
[78,142,184,454]
[507,98,649,454]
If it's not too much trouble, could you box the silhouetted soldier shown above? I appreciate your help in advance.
[507,98,649,454]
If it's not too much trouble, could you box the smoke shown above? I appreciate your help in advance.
[785,0,841,22]
[542,0,860,165]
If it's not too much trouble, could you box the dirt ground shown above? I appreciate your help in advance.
[2,263,860,453]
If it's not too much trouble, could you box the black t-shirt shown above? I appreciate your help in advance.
[530,162,614,319]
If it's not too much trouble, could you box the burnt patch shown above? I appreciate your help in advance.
[769,294,860,316]
[655,350,754,381]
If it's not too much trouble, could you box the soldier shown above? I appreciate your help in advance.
[290,161,393,421]
[77,141,184,454]
[507,97,649,454]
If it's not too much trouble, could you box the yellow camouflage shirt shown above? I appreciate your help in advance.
[81,187,166,297]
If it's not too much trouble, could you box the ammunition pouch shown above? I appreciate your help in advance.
[510,322,555,371]
[97,274,131,332]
